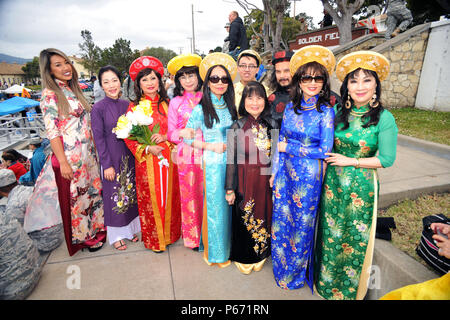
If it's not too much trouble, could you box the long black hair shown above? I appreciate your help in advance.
[133,68,169,116]
[238,81,271,122]
[200,65,237,129]
[290,61,331,114]
[336,68,384,130]
[173,66,203,97]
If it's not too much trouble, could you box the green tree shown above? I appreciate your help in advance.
[140,46,177,66]
[407,0,446,26]
[99,38,140,75]
[235,0,291,52]
[21,56,40,82]
[78,30,102,77]
[244,8,314,52]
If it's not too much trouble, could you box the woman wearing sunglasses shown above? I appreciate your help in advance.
[270,45,335,291]
[315,51,397,300]
[183,53,238,267]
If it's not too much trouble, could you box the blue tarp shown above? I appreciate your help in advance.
[0,96,40,115]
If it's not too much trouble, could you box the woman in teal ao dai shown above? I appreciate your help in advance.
[184,54,238,267]
[271,56,335,290]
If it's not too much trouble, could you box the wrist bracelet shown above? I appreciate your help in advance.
[355,158,360,169]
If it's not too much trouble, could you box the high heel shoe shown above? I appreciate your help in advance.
[82,242,104,253]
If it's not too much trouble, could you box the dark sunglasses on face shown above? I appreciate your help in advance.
[209,76,230,84]
[300,75,325,84]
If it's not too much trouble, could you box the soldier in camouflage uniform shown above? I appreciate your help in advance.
[0,169,44,300]
[0,169,62,253]
[385,0,413,40]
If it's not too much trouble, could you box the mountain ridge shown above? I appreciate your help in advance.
[0,53,32,64]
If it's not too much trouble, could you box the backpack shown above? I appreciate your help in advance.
[416,214,450,275]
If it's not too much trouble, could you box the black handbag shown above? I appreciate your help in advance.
[376,217,396,241]
[416,214,450,275]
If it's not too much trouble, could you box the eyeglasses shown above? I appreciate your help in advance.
[209,76,230,84]
[238,64,258,70]
[179,73,197,81]
[300,75,325,83]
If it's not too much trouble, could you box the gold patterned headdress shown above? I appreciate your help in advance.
[199,52,237,81]
[290,45,336,76]
[335,50,390,82]
[167,53,202,76]
[237,49,262,66]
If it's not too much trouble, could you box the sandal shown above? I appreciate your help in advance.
[87,241,104,252]
[131,234,139,243]
[113,240,127,251]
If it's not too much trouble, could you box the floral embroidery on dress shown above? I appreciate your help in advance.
[251,123,272,158]
[241,198,270,255]
[111,156,137,214]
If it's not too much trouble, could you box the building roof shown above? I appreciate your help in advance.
[0,62,25,76]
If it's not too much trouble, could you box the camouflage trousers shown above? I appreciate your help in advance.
[385,6,413,39]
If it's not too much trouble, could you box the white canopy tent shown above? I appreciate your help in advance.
[2,84,31,94]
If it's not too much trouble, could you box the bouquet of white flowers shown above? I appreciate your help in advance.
[113,99,167,165]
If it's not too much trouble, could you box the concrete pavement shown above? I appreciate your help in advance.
[26,135,450,300]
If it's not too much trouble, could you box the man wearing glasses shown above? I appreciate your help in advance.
[234,49,270,116]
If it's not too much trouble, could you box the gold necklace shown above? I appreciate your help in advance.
[214,102,227,109]
[302,105,317,111]
[350,109,369,117]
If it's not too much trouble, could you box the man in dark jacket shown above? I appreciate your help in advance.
[228,11,249,60]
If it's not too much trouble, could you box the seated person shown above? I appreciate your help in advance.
[0,169,62,252]
[0,196,43,299]
[19,138,49,186]
[1,150,27,181]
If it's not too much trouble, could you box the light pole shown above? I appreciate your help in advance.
[191,4,203,54]
[187,37,193,53]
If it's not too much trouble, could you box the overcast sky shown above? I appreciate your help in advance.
[0,0,324,59]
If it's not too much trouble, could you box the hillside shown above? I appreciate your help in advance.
[0,53,31,64]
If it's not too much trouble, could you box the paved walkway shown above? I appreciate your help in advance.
[26,136,450,300]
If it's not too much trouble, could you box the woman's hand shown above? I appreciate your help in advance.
[179,128,195,140]
[325,152,357,167]
[277,141,287,153]
[104,167,116,181]
[269,174,275,188]
[225,192,235,205]
[431,222,450,258]
[146,145,165,156]
[209,143,227,154]
[431,223,450,236]
[60,161,73,180]
[151,133,167,145]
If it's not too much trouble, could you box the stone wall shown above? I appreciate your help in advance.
[375,24,431,108]
[329,23,432,109]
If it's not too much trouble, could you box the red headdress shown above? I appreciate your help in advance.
[129,56,164,81]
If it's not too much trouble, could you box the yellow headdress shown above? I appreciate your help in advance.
[290,45,336,76]
[335,50,390,82]
[199,52,237,81]
[167,53,202,76]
